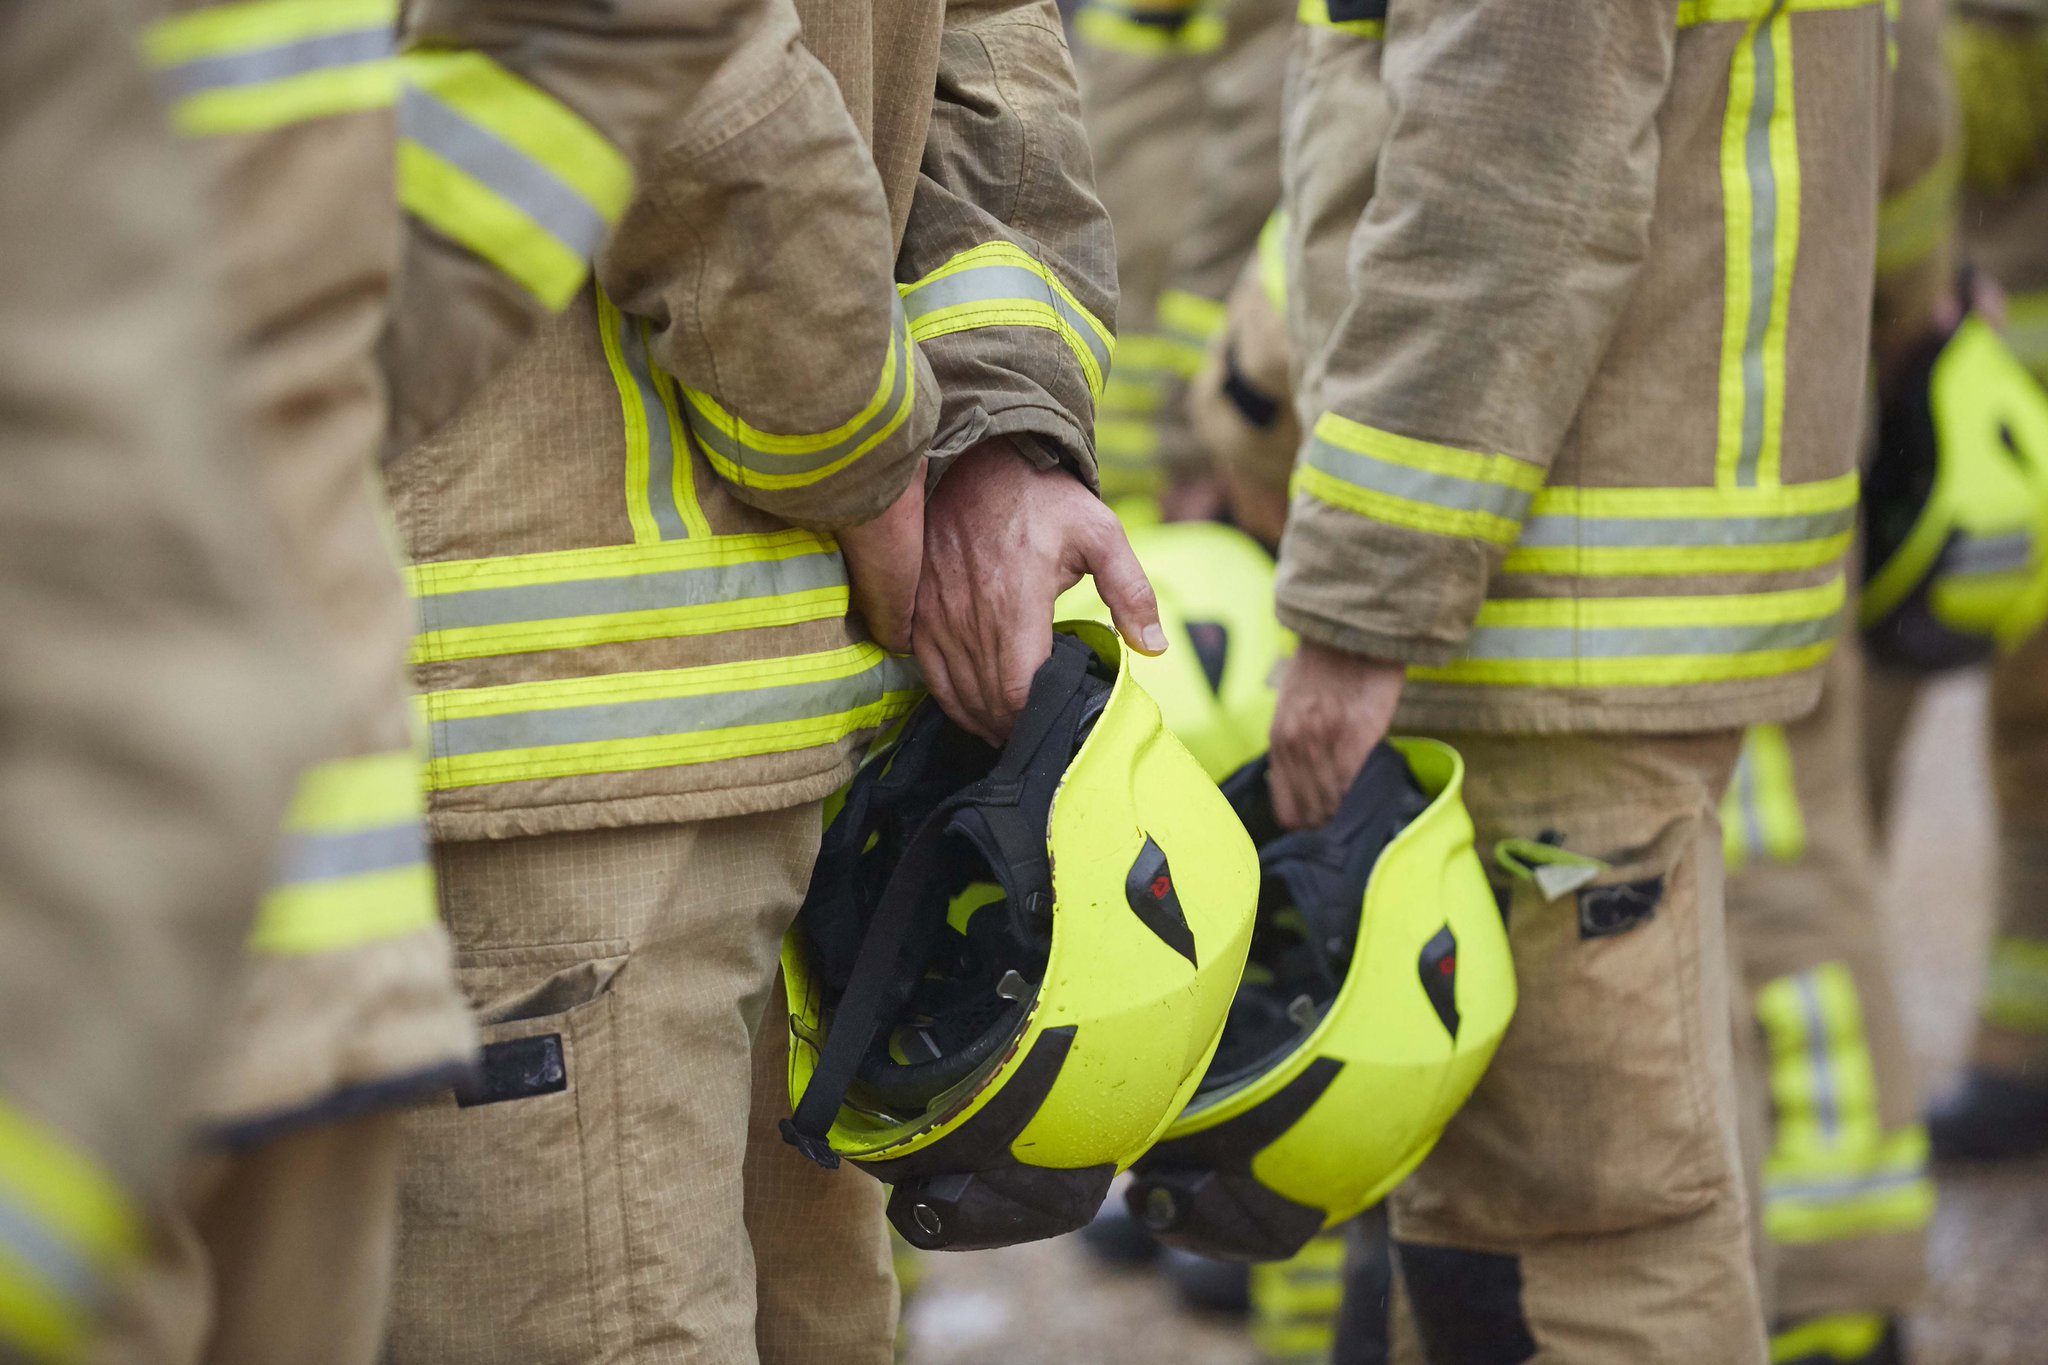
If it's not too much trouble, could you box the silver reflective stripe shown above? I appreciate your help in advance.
[610,304,689,541]
[1304,436,1534,521]
[273,823,425,886]
[1515,505,1852,549]
[684,308,912,474]
[1766,1168,1926,1205]
[1943,533,2034,578]
[400,86,608,261]
[1735,0,1790,488]
[422,551,846,632]
[0,1191,95,1309]
[435,656,921,757]
[1460,614,1835,662]
[1735,748,1767,862]
[1797,971,1840,1142]
[900,264,1113,377]
[157,26,392,98]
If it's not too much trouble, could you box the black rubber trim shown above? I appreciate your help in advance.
[1396,1242,1538,1365]
[205,1058,481,1151]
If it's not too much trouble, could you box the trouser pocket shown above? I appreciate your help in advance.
[387,945,629,1365]
[1394,795,1732,1245]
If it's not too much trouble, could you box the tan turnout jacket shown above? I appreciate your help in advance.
[1280,0,1888,735]
[391,0,1116,841]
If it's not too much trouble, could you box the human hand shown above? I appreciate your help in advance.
[837,459,927,652]
[1268,638,1407,829]
[915,439,1165,743]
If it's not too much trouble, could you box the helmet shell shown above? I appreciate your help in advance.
[782,621,1259,1178]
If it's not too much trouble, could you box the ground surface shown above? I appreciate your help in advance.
[899,675,2048,1365]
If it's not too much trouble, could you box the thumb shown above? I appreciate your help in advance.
[1080,517,1167,656]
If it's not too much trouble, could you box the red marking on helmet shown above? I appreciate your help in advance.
[1438,956,1457,977]
[1150,874,1173,900]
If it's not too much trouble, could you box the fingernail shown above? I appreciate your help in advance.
[1140,624,1168,654]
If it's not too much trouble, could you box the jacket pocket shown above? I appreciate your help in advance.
[389,946,631,1365]
[1393,805,1729,1244]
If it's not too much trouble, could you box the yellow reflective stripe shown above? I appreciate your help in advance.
[1722,722,1807,871]
[0,1101,140,1362]
[398,51,631,310]
[596,287,706,542]
[1876,150,1959,278]
[1112,333,1196,385]
[1715,0,1802,490]
[1679,0,1876,24]
[1296,0,1386,38]
[1100,374,1167,418]
[1158,289,1228,350]
[1505,475,1857,578]
[900,242,1115,403]
[252,749,436,956]
[2005,292,2048,385]
[419,644,922,790]
[1249,1230,1345,1362]
[408,532,848,663]
[684,302,918,492]
[1296,413,1544,546]
[1754,964,1934,1244]
[1770,1313,1890,1363]
[1258,209,1291,317]
[1984,935,2048,1033]
[144,0,398,135]
[1076,0,1224,53]
[1413,577,1843,688]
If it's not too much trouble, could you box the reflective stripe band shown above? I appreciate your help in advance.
[595,287,707,544]
[1876,150,1959,278]
[1413,576,1843,688]
[1297,0,1387,37]
[1258,210,1291,316]
[1769,1313,1890,1364]
[900,242,1114,403]
[144,0,398,135]
[1100,373,1167,419]
[252,749,436,956]
[409,532,849,663]
[1721,721,1806,872]
[420,645,923,790]
[1249,1230,1345,1363]
[1715,0,1801,490]
[1984,936,2048,1033]
[1504,479,1857,577]
[1157,289,1228,359]
[1075,0,1224,53]
[1754,964,1933,1244]
[2006,292,2048,384]
[684,300,917,491]
[398,51,631,310]
[1678,0,1876,24]
[0,1101,139,1362]
[1297,413,1545,546]
[1943,531,2035,578]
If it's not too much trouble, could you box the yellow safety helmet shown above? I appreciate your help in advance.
[1058,520,1290,781]
[780,622,1258,1251]
[1862,313,2048,669]
[1124,740,1515,1261]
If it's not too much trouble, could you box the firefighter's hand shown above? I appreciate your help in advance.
[838,460,927,653]
[1269,639,1407,829]
[916,440,1165,744]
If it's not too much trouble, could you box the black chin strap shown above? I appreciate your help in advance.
[783,636,1103,1168]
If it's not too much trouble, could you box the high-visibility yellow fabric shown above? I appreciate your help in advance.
[0,1101,141,1363]
[396,49,631,309]
[1984,935,2048,1034]
[1250,1227,1348,1365]
[1768,1312,1890,1363]
[143,0,399,135]
[1075,0,1224,53]
[899,241,1115,403]
[1722,723,1808,871]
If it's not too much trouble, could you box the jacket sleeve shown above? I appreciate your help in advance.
[901,0,1120,485]
[382,0,764,457]
[1152,0,1292,486]
[1275,2,1676,665]
[598,5,939,530]
[1874,0,1959,354]
[0,0,318,1330]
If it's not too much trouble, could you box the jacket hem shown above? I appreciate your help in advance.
[1392,671,1825,737]
[204,1059,481,1152]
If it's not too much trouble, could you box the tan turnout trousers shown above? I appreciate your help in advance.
[388,808,895,1365]
[1722,642,1932,1336]
[1387,730,1764,1365]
